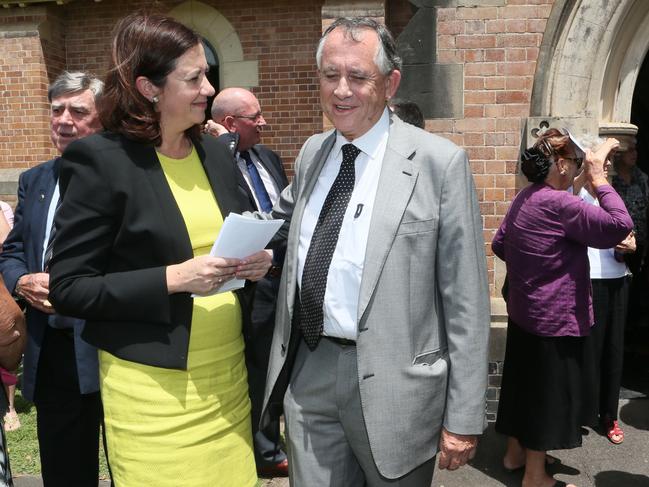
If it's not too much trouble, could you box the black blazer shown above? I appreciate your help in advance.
[49,131,254,370]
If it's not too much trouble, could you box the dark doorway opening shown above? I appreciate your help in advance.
[621,52,649,399]
[201,37,220,124]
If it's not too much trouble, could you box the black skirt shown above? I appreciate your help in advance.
[495,319,592,451]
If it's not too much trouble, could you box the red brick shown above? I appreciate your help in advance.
[467,146,496,160]
[505,76,533,90]
[465,105,485,118]
[465,49,485,62]
[465,133,485,146]
[465,90,496,104]
[486,19,506,34]
[485,49,505,62]
[466,20,486,34]
[505,19,527,33]
[497,61,536,76]
[456,7,498,20]
[438,50,464,64]
[438,20,464,35]
[496,90,530,103]
[465,76,485,90]
[465,63,498,76]
[485,76,506,90]
[457,34,496,49]
[455,118,497,133]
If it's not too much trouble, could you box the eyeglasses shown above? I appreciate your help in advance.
[232,112,264,122]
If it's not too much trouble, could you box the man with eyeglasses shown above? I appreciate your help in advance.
[207,87,289,477]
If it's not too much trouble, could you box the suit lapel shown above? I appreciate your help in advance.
[357,118,419,322]
[136,141,194,262]
[198,139,246,217]
[252,146,284,190]
[284,132,336,323]
[30,159,59,270]
[231,151,256,209]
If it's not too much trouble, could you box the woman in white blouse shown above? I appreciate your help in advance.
[577,136,634,445]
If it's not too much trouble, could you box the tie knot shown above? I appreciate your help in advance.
[240,150,253,165]
[342,144,361,163]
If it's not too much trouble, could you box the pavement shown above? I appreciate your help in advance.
[13,399,649,487]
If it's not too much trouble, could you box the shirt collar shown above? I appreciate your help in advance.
[333,107,390,162]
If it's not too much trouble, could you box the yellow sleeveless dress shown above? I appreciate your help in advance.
[99,147,257,487]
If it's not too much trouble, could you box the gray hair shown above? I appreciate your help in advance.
[316,17,402,76]
[48,71,104,102]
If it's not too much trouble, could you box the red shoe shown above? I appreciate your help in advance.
[605,419,624,444]
[257,458,288,477]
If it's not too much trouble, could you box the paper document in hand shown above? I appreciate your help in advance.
[203,213,284,294]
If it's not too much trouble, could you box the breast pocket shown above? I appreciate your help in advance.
[396,218,438,235]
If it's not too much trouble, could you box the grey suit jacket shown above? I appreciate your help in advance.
[262,114,490,479]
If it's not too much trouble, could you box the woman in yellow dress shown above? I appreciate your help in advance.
[48,12,271,486]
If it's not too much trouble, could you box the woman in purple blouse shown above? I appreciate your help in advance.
[492,128,632,487]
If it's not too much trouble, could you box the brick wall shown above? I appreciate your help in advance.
[62,0,324,178]
[433,1,552,294]
[0,9,56,173]
[0,0,558,294]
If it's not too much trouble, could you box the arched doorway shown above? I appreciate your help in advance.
[622,53,649,398]
[523,0,649,398]
[168,0,259,89]
[201,37,220,123]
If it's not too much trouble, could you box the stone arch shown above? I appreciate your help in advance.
[167,0,259,88]
[529,0,649,134]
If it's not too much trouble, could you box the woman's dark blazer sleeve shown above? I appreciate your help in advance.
[48,132,252,369]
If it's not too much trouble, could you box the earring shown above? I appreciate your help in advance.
[152,95,159,103]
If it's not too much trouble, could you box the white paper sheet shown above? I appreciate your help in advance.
[193,213,284,296]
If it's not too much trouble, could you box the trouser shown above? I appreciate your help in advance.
[283,338,435,487]
[34,327,102,487]
[589,277,629,420]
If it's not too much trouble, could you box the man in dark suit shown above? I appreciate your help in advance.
[0,71,104,487]
[260,18,490,486]
[208,87,289,477]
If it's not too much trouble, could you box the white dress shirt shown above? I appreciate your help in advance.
[42,181,59,270]
[579,187,630,279]
[236,149,280,207]
[297,108,390,340]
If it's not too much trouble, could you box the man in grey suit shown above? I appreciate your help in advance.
[261,17,490,486]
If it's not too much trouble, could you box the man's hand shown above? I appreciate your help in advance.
[16,273,55,314]
[204,120,228,137]
[438,427,478,471]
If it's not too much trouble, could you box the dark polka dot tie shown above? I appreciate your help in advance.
[300,143,361,350]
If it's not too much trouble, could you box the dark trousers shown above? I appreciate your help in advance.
[585,277,629,422]
[33,326,102,487]
[245,277,285,465]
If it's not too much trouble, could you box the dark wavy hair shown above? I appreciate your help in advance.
[99,12,201,145]
[521,128,574,183]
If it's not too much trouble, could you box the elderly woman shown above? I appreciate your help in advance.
[49,13,270,486]
[492,128,632,487]
[578,138,634,445]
